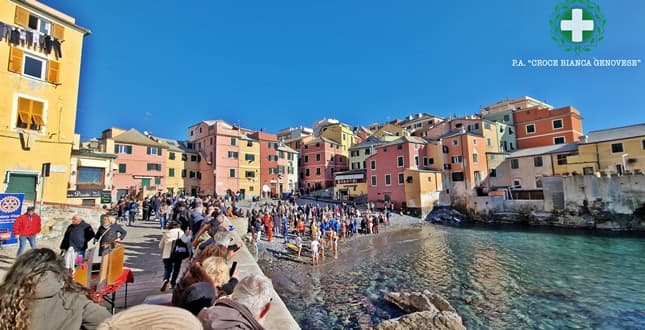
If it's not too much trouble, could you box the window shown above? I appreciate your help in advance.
[147,163,161,171]
[147,147,162,156]
[245,171,255,178]
[169,168,175,177]
[304,155,309,163]
[554,137,565,144]
[245,154,255,162]
[553,119,563,129]
[77,167,103,185]
[181,169,186,178]
[118,164,127,173]
[181,153,187,161]
[511,159,519,169]
[557,154,568,165]
[415,156,419,166]
[474,171,482,186]
[536,177,543,188]
[141,178,151,188]
[370,160,376,170]
[24,54,47,80]
[487,138,492,146]
[15,97,45,131]
[397,144,403,150]
[189,171,196,178]
[428,158,434,165]
[371,175,377,186]
[154,177,161,185]
[385,174,391,185]
[115,144,133,154]
[210,137,213,145]
[513,179,521,187]
[397,156,404,167]
[230,137,236,146]
[228,151,239,159]
[508,127,514,134]
[611,143,624,153]
[305,169,310,177]
[443,163,451,170]
[642,140,645,150]
[443,145,449,153]
[452,139,459,146]
[229,169,236,177]
[169,152,176,160]
[316,154,321,161]
[196,172,202,180]
[365,148,371,155]
[451,172,465,181]
[316,168,321,176]
[8,47,60,84]
[503,114,510,122]
[451,156,462,164]
[490,169,497,177]
[534,156,543,167]
[398,173,404,184]
[526,124,536,134]
[190,155,198,162]
[247,140,253,147]
[473,153,478,163]
[583,167,594,175]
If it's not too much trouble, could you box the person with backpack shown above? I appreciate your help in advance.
[128,199,138,226]
[159,220,191,291]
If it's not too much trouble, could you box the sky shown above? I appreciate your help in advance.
[41,0,645,141]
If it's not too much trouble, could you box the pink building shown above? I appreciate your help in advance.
[366,136,427,209]
[300,137,348,191]
[188,120,247,196]
[100,128,168,200]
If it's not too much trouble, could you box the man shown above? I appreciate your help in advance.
[198,274,274,330]
[128,199,138,226]
[60,215,95,264]
[12,206,42,256]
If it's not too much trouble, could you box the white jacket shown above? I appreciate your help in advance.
[159,228,190,259]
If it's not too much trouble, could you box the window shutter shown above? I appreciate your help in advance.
[146,146,151,154]
[14,7,29,27]
[47,60,60,84]
[114,144,119,153]
[8,47,23,73]
[127,145,133,154]
[52,23,65,40]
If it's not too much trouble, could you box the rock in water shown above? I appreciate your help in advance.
[385,292,439,314]
[375,311,465,330]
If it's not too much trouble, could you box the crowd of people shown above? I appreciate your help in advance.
[3,192,275,330]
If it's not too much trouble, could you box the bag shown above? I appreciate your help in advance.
[64,246,78,270]
[170,233,190,260]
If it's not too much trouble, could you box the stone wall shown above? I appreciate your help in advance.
[37,203,106,240]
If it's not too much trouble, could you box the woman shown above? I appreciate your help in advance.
[172,256,237,307]
[159,220,191,292]
[159,200,170,230]
[0,248,111,330]
[95,214,127,257]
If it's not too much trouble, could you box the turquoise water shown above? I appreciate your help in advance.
[263,225,645,329]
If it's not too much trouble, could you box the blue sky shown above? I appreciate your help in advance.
[41,0,645,141]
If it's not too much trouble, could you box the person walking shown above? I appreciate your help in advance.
[95,214,127,257]
[159,220,191,291]
[12,206,42,256]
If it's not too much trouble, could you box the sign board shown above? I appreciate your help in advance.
[101,191,112,204]
[0,193,25,245]
[67,190,102,198]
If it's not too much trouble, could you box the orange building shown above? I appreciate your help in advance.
[514,106,583,149]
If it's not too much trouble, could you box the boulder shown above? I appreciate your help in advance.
[380,291,465,330]
[375,311,465,330]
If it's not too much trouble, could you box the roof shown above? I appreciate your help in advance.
[278,144,298,154]
[71,149,117,159]
[112,129,166,147]
[508,143,579,158]
[305,136,340,146]
[583,123,645,144]
[380,135,428,147]
[155,137,184,152]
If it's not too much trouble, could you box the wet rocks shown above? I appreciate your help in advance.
[377,291,465,330]
[425,207,467,225]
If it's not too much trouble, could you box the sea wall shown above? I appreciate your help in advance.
[465,175,645,230]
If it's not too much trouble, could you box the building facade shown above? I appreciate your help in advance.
[238,134,261,200]
[513,106,583,149]
[1,0,90,205]
[67,138,116,206]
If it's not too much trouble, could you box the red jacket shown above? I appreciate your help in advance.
[13,213,42,236]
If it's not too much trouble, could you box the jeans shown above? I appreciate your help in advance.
[160,215,167,229]
[17,235,37,256]
[128,212,136,226]
[162,257,182,285]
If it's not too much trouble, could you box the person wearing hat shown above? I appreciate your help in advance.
[13,206,42,256]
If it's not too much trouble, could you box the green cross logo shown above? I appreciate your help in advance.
[550,0,606,55]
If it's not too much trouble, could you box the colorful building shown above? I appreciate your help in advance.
[156,137,186,196]
[403,168,443,217]
[334,169,367,201]
[1,0,90,205]
[238,134,261,200]
[67,136,116,206]
[564,124,645,176]
[365,136,428,209]
[99,128,168,201]
[439,130,488,206]
[278,143,299,194]
[513,106,583,149]
[300,137,348,191]
[178,140,200,197]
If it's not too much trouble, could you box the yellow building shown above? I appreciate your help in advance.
[67,135,117,206]
[238,134,261,199]
[320,123,354,154]
[334,169,367,201]
[564,124,645,175]
[156,137,186,196]
[373,123,407,138]
[403,168,443,217]
[0,0,90,205]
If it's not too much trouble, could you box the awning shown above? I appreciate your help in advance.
[335,174,364,180]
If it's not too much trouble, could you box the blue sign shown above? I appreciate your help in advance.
[0,193,25,245]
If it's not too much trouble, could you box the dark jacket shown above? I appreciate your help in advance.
[95,224,127,256]
[198,298,265,330]
[60,221,95,252]
[30,271,111,330]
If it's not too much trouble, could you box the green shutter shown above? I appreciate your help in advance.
[127,146,133,154]
[158,148,162,156]
[169,168,175,177]
[169,152,175,160]
[146,147,151,154]
[6,173,37,202]
[118,164,126,173]
[155,177,161,185]
[114,144,119,153]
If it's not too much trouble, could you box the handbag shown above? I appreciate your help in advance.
[170,232,189,260]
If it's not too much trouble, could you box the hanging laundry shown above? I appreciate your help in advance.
[44,35,52,54]
[52,39,62,59]
[0,22,7,41]
[9,28,20,45]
